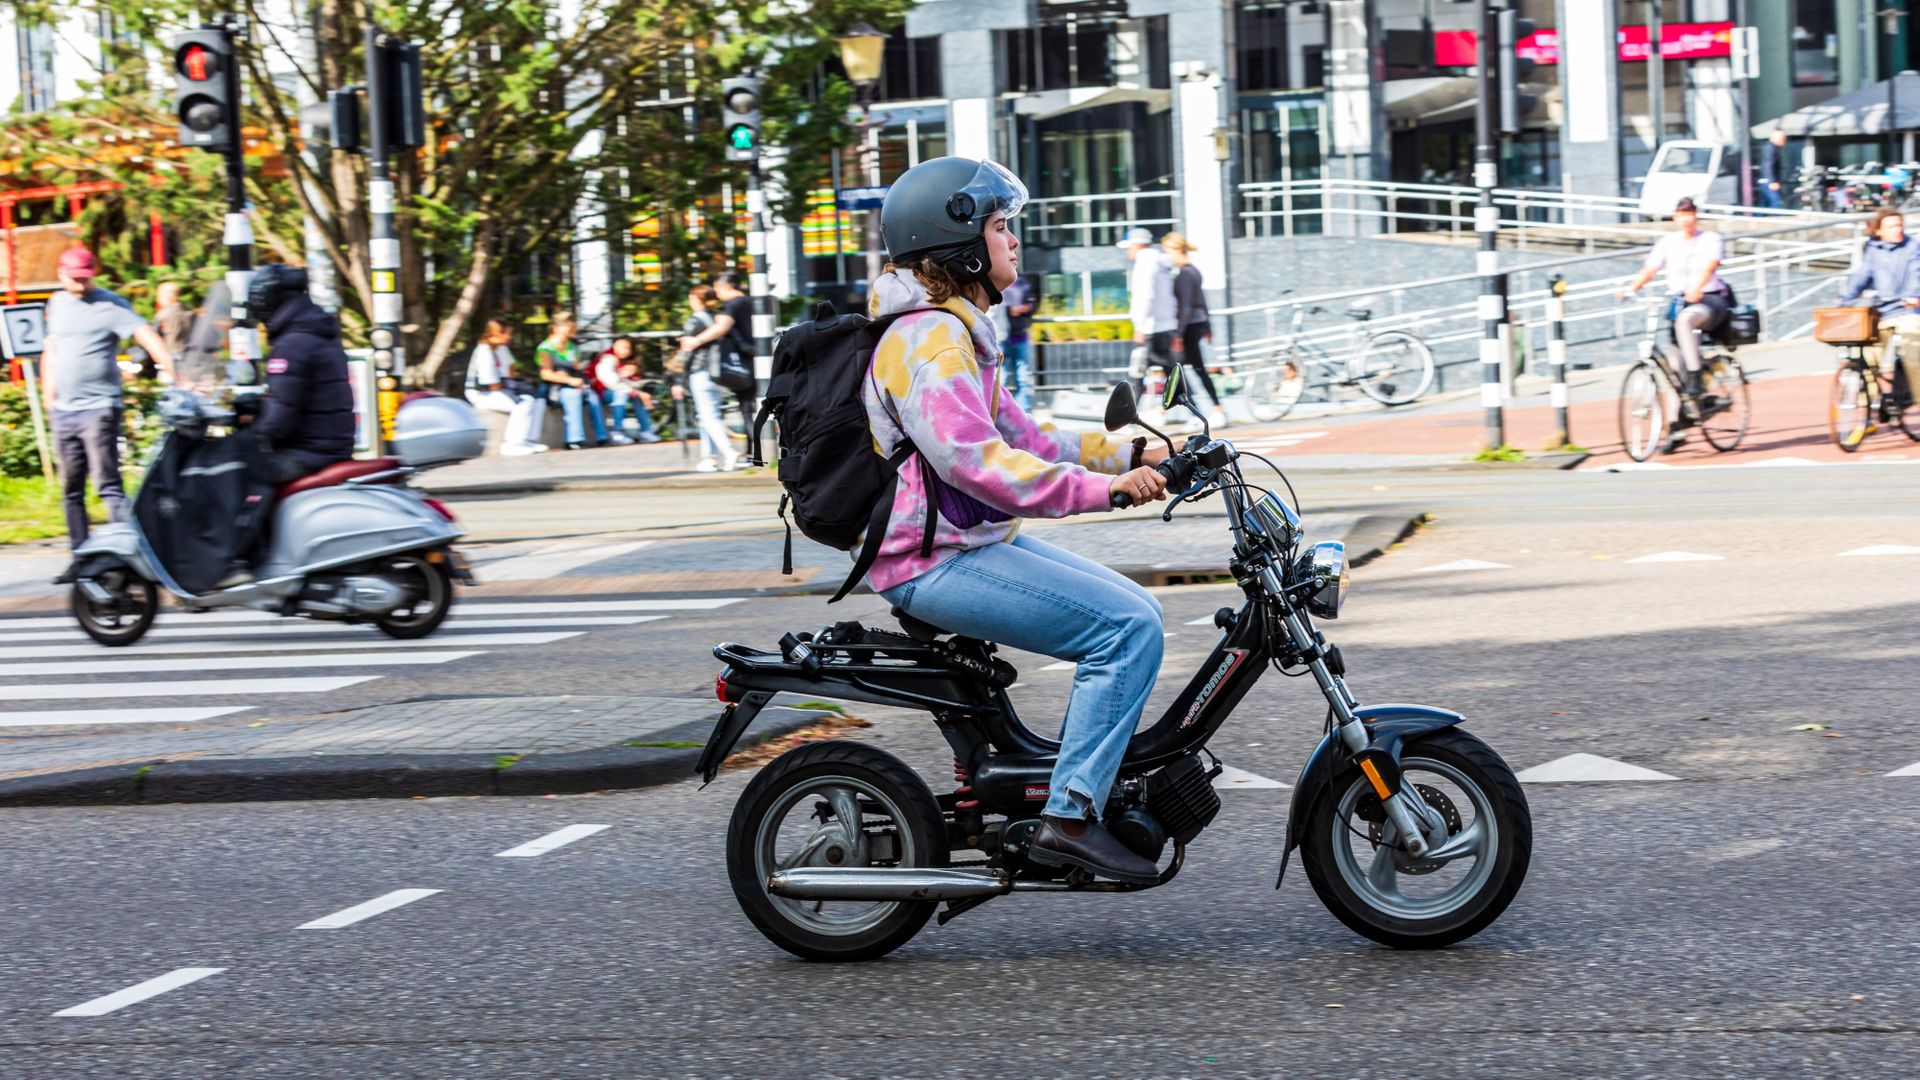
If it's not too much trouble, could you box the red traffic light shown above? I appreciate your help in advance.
[178,43,219,81]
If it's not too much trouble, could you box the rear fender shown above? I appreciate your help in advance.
[697,690,775,786]
[1275,703,1464,888]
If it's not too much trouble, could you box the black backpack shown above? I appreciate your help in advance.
[749,302,946,603]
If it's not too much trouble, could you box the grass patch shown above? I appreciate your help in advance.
[624,739,704,749]
[1470,444,1528,463]
[0,475,116,546]
[490,753,523,771]
[788,700,849,716]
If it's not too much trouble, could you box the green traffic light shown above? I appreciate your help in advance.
[728,123,756,151]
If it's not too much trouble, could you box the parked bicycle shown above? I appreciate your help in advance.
[1829,335,1920,451]
[1224,291,1436,423]
[1617,296,1754,461]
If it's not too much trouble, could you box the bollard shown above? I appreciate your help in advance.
[1546,274,1571,449]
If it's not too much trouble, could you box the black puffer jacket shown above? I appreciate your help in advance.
[256,294,355,469]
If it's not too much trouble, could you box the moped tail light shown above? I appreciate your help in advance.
[716,671,731,703]
[422,497,457,522]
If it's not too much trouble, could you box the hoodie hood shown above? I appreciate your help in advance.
[869,268,1000,362]
[266,293,339,340]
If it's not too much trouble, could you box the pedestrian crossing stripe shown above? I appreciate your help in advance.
[0,706,254,728]
[1625,551,1724,563]
[1413,559,1511,573]
[0,598,743,632]
[0,651,483,680]
[1515,753,1679,783]
[0,631,582,660]
[0,616,666,643]
[0,676,381,701]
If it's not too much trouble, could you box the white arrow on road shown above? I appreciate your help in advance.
[1839,545,1920,557]
[1414,559,1511,573]
[1515,753,1679,783]
[1212,764,1289,790]
[1887,761,1920,777]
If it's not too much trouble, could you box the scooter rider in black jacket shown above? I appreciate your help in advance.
[216,264,358,586]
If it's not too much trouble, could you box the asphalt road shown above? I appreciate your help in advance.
[4,463,1918,1076]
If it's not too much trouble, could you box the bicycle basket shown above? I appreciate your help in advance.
[1813,307,1878,345]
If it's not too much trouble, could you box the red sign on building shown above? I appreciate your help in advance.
[1432,22,1734,67]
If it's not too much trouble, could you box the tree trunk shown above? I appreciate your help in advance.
[414,218,499,389]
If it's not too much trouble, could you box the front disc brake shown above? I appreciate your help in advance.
[1368,783,1463,875]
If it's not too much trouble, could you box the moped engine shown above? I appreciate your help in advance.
[1117,754,1225,862]
[296,575,412,616]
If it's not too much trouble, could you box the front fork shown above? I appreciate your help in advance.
[1271,585,1449,858]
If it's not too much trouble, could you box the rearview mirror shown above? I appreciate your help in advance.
[1104,382,1139,431]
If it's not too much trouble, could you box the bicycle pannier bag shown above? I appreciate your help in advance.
[1812,307,1878,345]
[1718,304,1762,346]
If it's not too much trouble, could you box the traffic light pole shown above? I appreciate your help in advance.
[216,16,257,372]
[365,26,404,444]
[1475,1,1506,451]
[746,156,773,451]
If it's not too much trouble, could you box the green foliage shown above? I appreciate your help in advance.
[1471,444,1529,463]
[0,381,42,480]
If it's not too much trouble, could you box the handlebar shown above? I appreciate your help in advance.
[1109,444,1203,508]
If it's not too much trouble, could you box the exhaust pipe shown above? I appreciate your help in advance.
[767,867,1015,901]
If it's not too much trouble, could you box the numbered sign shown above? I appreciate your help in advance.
[0,302,46,358]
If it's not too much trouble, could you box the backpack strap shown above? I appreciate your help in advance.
[831,442,917,604]
[747,397,777,466]
[865,308,970,567]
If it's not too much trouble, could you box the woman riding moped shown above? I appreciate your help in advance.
[864,157,1174,885]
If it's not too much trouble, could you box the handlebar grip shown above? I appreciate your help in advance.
[1110,490,1135,509]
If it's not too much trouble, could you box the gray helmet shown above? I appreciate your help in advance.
[881,156,1028,263]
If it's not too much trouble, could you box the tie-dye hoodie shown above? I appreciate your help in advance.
[861,269,1134,592]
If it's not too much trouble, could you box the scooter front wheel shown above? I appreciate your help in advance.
[374,554,454,639]
[72,568,158,647]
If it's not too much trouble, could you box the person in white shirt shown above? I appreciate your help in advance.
[1118,226,1178,396]
[465,319,547,455]
[1617,197,1732,437]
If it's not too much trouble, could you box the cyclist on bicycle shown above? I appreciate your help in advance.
[1838,206,1920,409]
[1617,197,1732,442]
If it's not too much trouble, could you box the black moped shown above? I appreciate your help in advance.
[701,380,1531,961]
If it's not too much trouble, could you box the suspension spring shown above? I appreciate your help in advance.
[952,757,980,810]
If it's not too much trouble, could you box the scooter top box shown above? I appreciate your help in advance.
[392,396,487,466]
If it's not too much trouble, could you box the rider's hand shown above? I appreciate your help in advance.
[639,392,655,408]
[678,336,698,352]
[1903,298,1920,309]
[1132,332,1147,345]
[1683,289,1704,304]
[1614,289,1635,302]
[1110,466,1168,505]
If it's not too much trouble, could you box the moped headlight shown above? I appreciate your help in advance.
[1301,541,1348,619]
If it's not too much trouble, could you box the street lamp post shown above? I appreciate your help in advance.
[837,23,888,282]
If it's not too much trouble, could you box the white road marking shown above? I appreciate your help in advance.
[0,675,380,701]
[0,632,582,660]
[0,599,737,631]
[1413,559,1512,573]
[0,615,666,643]
[0,706,254,728]
[1625,550,1724,564]
[297,888,442,930]
[1040,661,1076,672]
[1212,764,1289,790]
[1515,753,1679,783]
[494,823,611,858]
[1184,615,1220,626]
[1887,761,1920,777]
[53,967,225,1017]
[0,651,482,678]
[476,541,653,581]
[1839,545,1920,557]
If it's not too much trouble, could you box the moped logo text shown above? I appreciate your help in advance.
[1179,649,1249,729]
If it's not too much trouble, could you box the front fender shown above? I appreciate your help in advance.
[1275,704,1464,888]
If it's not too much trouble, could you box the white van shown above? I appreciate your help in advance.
[1637,141,1739,218]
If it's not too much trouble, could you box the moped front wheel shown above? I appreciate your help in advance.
[71,567,158,647]
[1299,729,1531,949]
[726,740,948,962]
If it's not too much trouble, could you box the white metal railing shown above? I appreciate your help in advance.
[1022,187,1179,249]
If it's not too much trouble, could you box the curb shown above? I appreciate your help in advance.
[0,707,826,808]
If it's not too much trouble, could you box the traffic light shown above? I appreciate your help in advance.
[366,34,427,152]
[1497,8,1538,135]
[172,27,236,152]
[720,76,762,162]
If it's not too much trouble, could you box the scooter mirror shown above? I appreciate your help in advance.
[1104,382,1139,432]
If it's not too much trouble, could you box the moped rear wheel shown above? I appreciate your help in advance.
[1299,729,1531,949]
[726,740,948,962]
[71,567,158,647]
[374,554,454,639]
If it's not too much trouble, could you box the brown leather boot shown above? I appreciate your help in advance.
[1029,815,1158,884]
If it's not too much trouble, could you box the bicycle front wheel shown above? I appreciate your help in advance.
[1829,364,1873,452]
[1245,355,1307,423]
[1355,331,1436,406]
[1700,355,1751,452]
[1618,361,1668,462]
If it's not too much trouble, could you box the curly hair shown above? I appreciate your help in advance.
[888,258,965,306]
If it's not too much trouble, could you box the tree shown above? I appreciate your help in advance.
[2,0,910,386]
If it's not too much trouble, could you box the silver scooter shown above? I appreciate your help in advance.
[64,392,486,647]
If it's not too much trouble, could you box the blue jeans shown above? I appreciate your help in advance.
[604,390,655,435]
[879,532,1163,821]
[556,385,609,445]
[1003,338,1034,411]
[1758,183,1783,210]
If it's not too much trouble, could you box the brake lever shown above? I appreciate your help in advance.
[1159,474,1211,522]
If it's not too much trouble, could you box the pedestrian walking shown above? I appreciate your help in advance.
[1757,130,1787,210]
[1000,273,1036,410]
[536,313,630,449]
[593,336,663,443]
[712,271,759,420]
[670,284,740,472]
[40,248,179,548]
[465,318,548,455]
[1118,226,1177,401]
[1162,231,1226,427]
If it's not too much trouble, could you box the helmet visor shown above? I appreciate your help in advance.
[953,160,1028,226]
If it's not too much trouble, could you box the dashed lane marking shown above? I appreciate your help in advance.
[1515,753,1680,783]
[53,967,225,1018]
[0,651,483,679]
[1626,550,1725,564]
[0,675,381,702]
[1413,559,1512,573]
[495,824,612,858]
[1040,661,1075,672]
[1213,764,1289,790]
[297,888,442,930]
[0,706,253,728]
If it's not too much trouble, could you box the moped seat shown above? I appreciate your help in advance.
[892,607,953,643]
[278,457,403,499]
